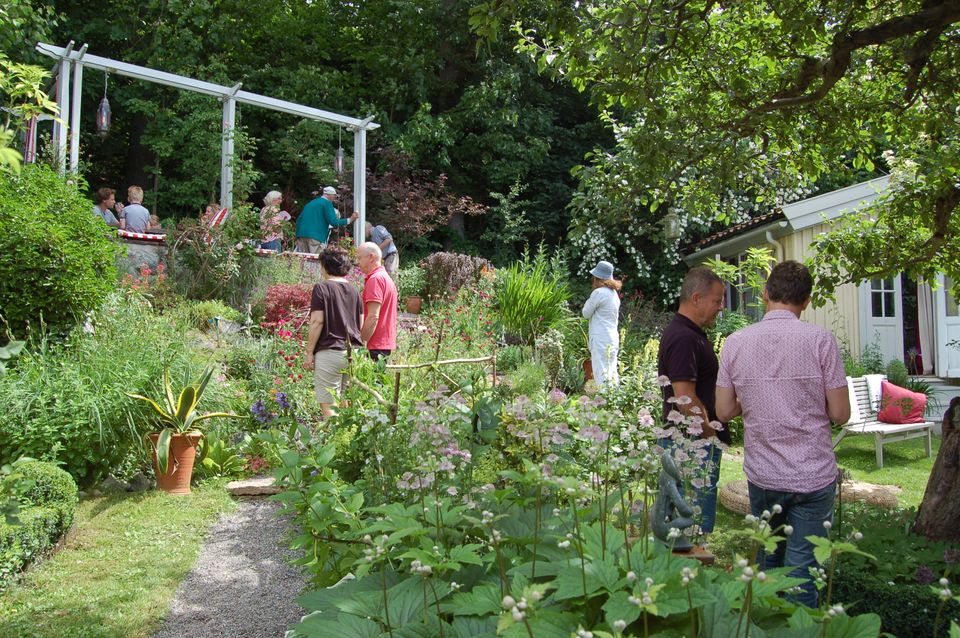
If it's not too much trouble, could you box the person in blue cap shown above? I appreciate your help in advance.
[582,260,622,387]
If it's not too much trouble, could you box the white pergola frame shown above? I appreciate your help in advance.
[35,41,379,243]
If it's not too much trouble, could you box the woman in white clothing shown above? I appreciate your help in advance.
[581,260,622,387]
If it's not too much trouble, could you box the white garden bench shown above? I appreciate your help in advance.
[832,374,933,469]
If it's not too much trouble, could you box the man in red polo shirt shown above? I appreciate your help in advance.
[358,242,398,361]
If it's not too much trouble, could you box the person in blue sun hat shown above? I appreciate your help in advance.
[582,260,622,387]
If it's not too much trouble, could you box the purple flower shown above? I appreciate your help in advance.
[548,388,567,404]
[916,565,936,585]
[250,399,275,424]
[275,392,290,410]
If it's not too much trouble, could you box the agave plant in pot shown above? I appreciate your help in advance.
[127,368,239,494]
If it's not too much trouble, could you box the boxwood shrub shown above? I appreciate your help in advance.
[0,163,120,336]
[831,561,959,637]
[0,461,78,588]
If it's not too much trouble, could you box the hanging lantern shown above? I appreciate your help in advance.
[334,127,345,175]
[96,72,111,136]
[664,209,681,240]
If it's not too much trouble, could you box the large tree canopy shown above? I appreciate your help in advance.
[473,1,960,298]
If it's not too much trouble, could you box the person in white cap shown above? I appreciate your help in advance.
[295,186,358,254]
[581,260,622,387]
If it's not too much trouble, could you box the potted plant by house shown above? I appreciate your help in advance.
[127,368,238,494]
[397,265,425,314]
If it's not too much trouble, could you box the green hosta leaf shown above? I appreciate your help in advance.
[950,621,959,638]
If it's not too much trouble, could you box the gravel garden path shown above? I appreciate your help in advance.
[151,498,307,638]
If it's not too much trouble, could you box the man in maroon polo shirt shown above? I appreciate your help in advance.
[657,266,729,536]
[358,242,398,361]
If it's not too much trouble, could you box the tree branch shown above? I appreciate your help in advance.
[752,2,960,113]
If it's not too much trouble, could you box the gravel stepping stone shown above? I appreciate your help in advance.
[152,499,305,638]
[227,476,283,496]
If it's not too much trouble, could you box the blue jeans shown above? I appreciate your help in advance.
[259,239,281,251]
[747,480,836,608]
[656,438,722,534]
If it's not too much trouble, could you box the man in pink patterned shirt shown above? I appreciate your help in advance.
[716,260,850,608]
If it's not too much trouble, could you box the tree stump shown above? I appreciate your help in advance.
[912,397,960,542]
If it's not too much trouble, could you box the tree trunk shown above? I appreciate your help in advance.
[124,112,153,196]
[912,397,960,542]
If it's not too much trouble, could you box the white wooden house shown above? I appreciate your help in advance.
[684,176,960,378]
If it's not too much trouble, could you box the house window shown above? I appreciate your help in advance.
[870,277,896,318]
[946,276,958,317]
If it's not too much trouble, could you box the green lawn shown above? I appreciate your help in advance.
[711,435,939,564]
[0,481,235,638]
[718,435,938,509]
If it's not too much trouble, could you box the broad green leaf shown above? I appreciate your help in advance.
[824,614,883,638]
[449,544,485,566]
[446,585,502,616]
[294,612,381,638]
[602,591,642,627]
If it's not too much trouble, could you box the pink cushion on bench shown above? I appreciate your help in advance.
[877,380,927,424]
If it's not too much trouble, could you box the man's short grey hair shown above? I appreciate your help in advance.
[678,266,724,303]
[359,241,382,261]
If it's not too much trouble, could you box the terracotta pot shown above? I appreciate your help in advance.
[149,432,202,494]
[583,358,594,382]
[404,296,422,314]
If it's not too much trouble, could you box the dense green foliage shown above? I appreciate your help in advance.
[473,1,960,298]
[0,293,239,486]
[0,163,120,335]
[494,251,571,344]
[832,561,959,637]
[30,0,608,267]
[0,460,77,589]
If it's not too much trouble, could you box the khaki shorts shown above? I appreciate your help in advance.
[313,349,347,403]
[296,238,324,254]
[383,252,399,277]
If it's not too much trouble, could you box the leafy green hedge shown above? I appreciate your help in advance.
[831,561,959,637]
[0,164,120,336]
[0,461,78,589]
[0,293,241,486]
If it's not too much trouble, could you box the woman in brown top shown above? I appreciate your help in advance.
[303,247,363,418]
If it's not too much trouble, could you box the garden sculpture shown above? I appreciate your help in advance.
[650,451,695,551]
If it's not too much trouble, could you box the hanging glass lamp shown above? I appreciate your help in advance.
[96,72,111,136]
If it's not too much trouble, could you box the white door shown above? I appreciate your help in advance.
[859,276,904,365]
[934,274,960,378]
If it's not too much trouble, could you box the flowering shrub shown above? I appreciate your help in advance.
[274,368,884,638]
[120,263,180,310]
[419,252,492,304]
[261,284,312,332]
